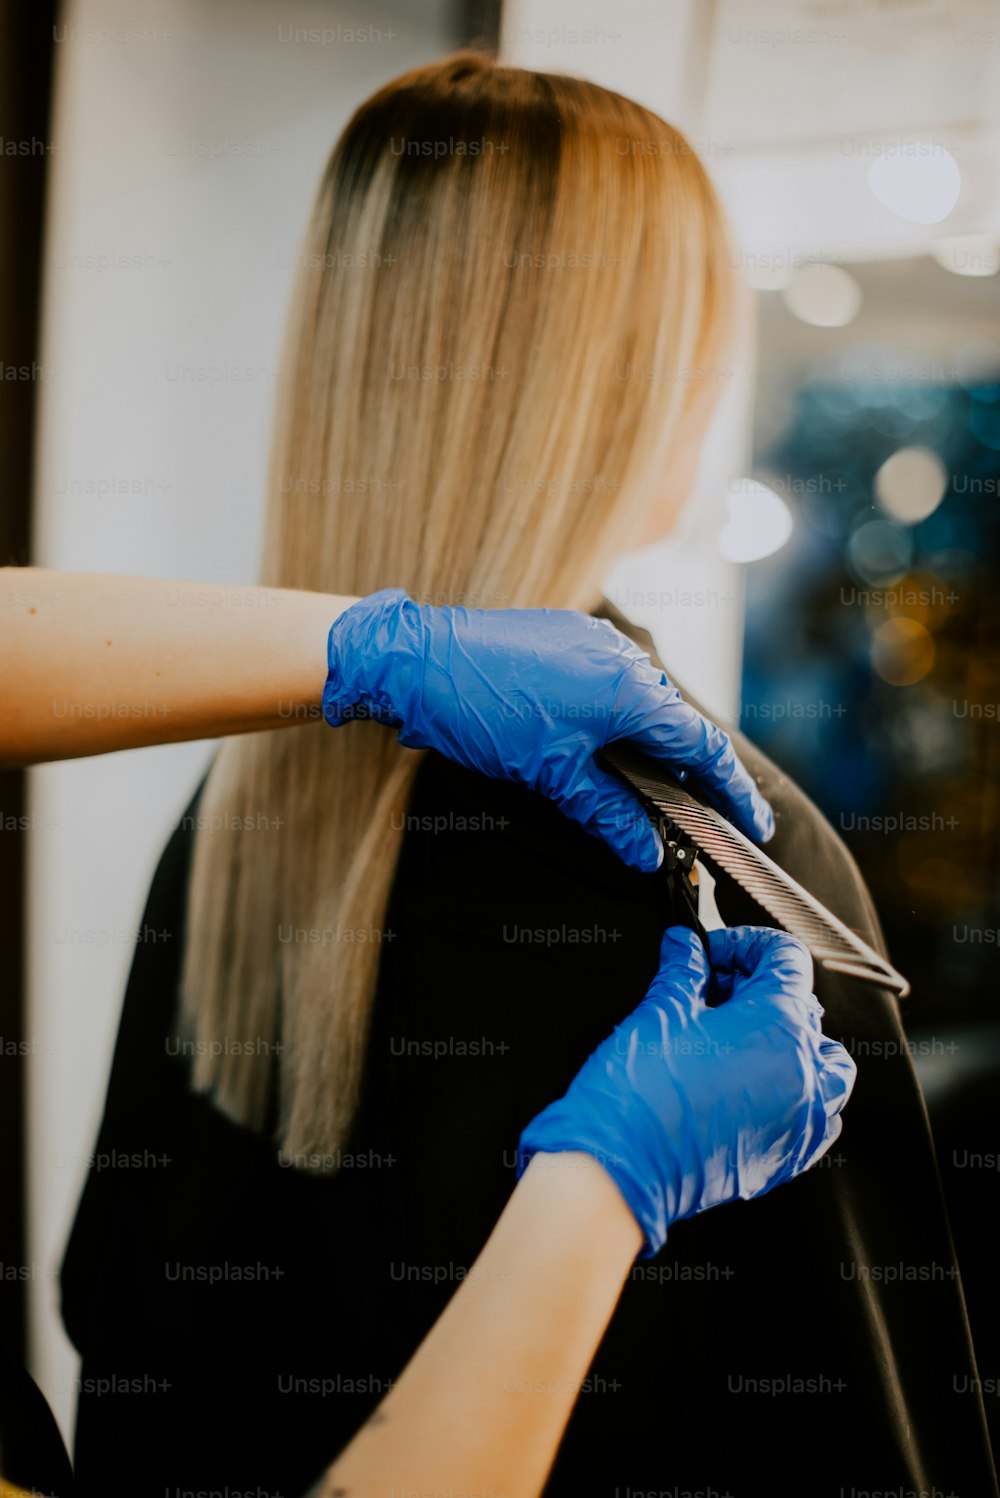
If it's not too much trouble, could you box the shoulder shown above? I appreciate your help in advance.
[601,603,883,943]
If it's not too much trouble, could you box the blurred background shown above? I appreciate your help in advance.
[1,0,998,1452]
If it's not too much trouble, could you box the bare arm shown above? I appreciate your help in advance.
[315,1153,642,1498]
[0,567,357,765]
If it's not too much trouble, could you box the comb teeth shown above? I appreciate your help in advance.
[604,751,910,999]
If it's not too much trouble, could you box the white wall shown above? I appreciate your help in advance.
[27,0,455,1443]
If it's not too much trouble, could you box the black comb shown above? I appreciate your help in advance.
[601,743,910,998]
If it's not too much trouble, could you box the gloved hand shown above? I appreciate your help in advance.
[322,589,773,871]
[518,925,856,1257]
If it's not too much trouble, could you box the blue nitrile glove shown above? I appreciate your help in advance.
[322,589,773,872]
[517,925,857,1257]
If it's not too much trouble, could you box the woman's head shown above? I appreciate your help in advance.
[264,49,738,610]
[182,52,740,1165]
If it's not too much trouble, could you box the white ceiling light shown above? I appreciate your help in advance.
[782,263,862,328]
[866,144,961,226]
[719,479,793,564]
[875,447,948,524]
[931,235,1000,277]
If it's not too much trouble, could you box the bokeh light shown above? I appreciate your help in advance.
[719,479,793,563]
[866,144,961,225]
[848,518,914,584]
[861,570,958,633]
[874,446,948,524]
[931,235,1000,278]
[782,264,862,328]
[871,616,935,685]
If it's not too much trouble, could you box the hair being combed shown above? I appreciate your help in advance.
[180,50,737,1168]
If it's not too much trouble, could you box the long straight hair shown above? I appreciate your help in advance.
[180,51,737,1168]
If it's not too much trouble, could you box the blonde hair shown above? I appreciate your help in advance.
[180,51,737,1167]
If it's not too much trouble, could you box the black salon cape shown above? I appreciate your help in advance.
[61,625,998,1498]
[0,1337,75,1497]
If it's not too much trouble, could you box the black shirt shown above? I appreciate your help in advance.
[61,628,998,1498]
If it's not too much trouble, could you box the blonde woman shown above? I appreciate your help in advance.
[60,52,996,1498]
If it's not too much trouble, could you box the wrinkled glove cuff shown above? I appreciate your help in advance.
[322,587,412,729]
[517,1097,673,1259]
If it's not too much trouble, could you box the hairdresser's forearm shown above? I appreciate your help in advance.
[0,568,357,765]
[317,1152,641,1498]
